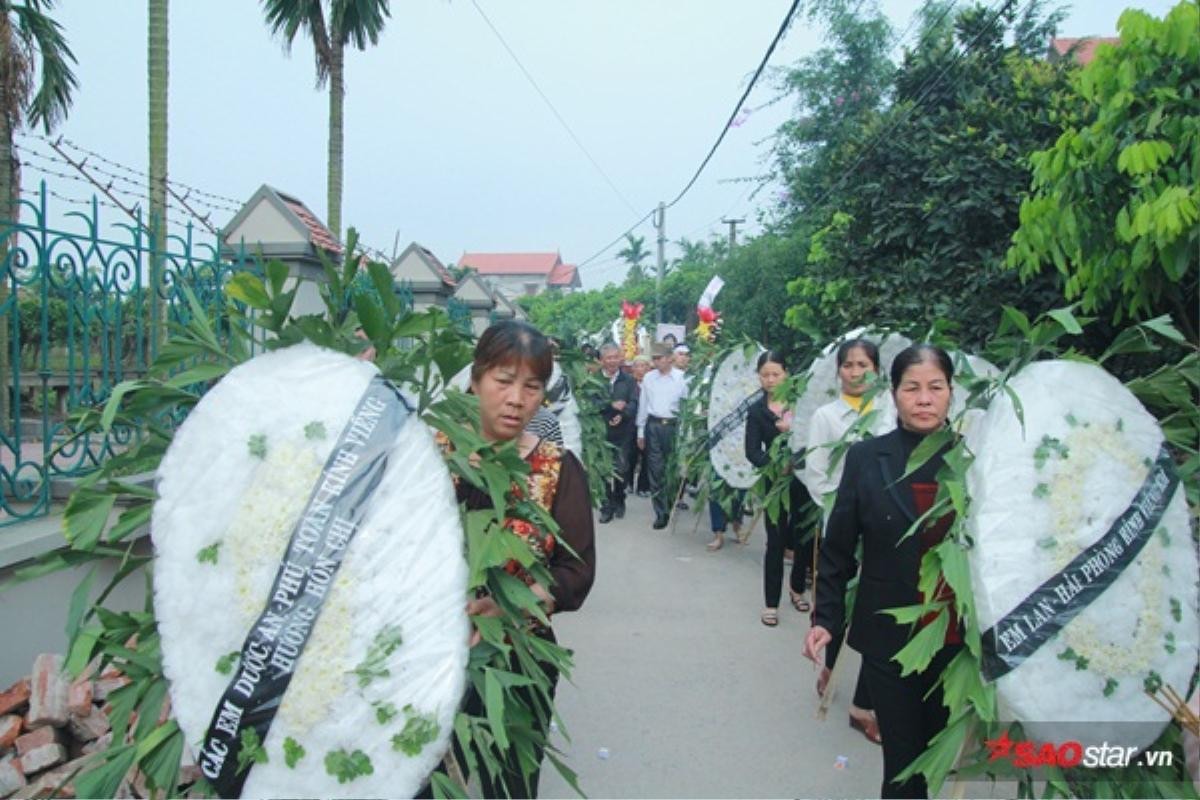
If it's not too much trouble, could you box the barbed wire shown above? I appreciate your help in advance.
[14,134,242,218]
[18,162,216,239]
[18,131,245,209]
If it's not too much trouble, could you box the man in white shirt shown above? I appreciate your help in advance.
[636,342,689,528]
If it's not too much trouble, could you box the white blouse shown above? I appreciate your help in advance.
[802,392,897,507]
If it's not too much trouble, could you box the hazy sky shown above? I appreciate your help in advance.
[14,0,1177,289]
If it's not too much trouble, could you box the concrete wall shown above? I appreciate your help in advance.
[0,518,149,686]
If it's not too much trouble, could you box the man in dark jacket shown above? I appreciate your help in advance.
[598,342,638,523]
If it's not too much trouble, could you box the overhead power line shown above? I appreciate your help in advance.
[664,0,802,211]
[579,0,803,271]
[470,0,640,217]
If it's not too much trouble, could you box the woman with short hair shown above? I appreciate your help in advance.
[803,344,960,799]
[432,320,596,798]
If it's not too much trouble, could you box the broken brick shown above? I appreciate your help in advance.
[18,742,66,775]
[66,710,109,744]
[14,726,58,757]
[80,732,112,756]
[19,754,89,799]
[66,681,92,719]
[0,680,31,718]
[26,656,68,729]
[0,755,25,796]
[0,715,21,750]
[92,675,129,703]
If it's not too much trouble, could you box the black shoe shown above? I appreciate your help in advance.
[675,501,689,511]
[652,515,668,529]
[614,504,626,519]
[599,508,614,524]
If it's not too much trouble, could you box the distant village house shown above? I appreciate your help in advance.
[457,252,581,300]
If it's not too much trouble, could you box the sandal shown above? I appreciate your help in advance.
[790,590,811,613]
[734,522,751,545]
[850,712,883,745]
[706,533,724,552]
[760,609,779,627]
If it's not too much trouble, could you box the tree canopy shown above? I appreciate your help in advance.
[1007,1,1199,343]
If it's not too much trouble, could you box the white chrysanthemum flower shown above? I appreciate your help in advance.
[152,342,468,799]
[965,360,1196,751]
[708,347,765,489]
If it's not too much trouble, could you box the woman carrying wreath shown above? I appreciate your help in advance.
[744,350,814,627]
[802,344,961,799]
[427,320,596,798]
[802,338,893,745]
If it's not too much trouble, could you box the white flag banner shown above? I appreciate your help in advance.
[697,275,725,309]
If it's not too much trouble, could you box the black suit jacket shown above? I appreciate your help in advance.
[600,370,638,439]
[814,428,948,660]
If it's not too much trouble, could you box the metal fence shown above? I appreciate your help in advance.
[0,183,245,526]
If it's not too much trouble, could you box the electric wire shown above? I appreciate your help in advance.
[469,0,640,217]
[663,0,802,211]
[578,0,803,271]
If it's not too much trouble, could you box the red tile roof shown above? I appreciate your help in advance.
[1049,37,1120,66]
[418,245,456,286]
[280,195,343,255]
[547,262,578,287]
[459,252,561,275]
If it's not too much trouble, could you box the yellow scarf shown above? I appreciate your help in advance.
[842,392,873,414]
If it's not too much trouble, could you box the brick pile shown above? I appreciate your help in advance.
[0,654,199,799]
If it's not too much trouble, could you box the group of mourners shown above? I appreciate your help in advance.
[438,316,964,799]
[590,331,962,799]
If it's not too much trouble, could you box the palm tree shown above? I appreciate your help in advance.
[0,0,77,433]
[148,0,168,351]
[617,232,650,286]
[262,0,391,242]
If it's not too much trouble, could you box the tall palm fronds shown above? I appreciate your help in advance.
[0,0,77,434]
[261,0,391,242]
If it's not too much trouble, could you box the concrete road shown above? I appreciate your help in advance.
[539,492,884,799]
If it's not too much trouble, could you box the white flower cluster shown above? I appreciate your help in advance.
[708,347,765,489]
[224,437,356,734]
[1037,421,1167,679]
[152,342,469,799]
[965,360,1197,751]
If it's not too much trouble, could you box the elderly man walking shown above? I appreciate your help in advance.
[636,342,689,529]
[598,343,638,523]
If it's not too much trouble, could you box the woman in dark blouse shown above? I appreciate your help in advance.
[803,344,959,799]
[434,320,596,798]
[744,350,814,627]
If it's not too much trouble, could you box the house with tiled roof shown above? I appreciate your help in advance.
[221,184,342,317]
[1048,36,1121,66]
[392,241,458,314]
[458,251,581,300]
[451,271,524,335]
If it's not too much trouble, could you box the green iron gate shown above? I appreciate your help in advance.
[0,183,245,526]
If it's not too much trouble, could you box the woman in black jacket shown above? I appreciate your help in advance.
[803,344,959,799]
[744,350,814,627]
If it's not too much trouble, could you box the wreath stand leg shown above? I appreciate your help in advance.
[816,625,850,721]
[667,453,699,533]
[813,530,844,721]
[739,508,763,545]
[442,751,469,795]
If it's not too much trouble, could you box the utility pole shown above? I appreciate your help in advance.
[654,201,666,324]
[721,217,744,253]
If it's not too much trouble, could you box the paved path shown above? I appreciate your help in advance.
[539,492,883,799]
